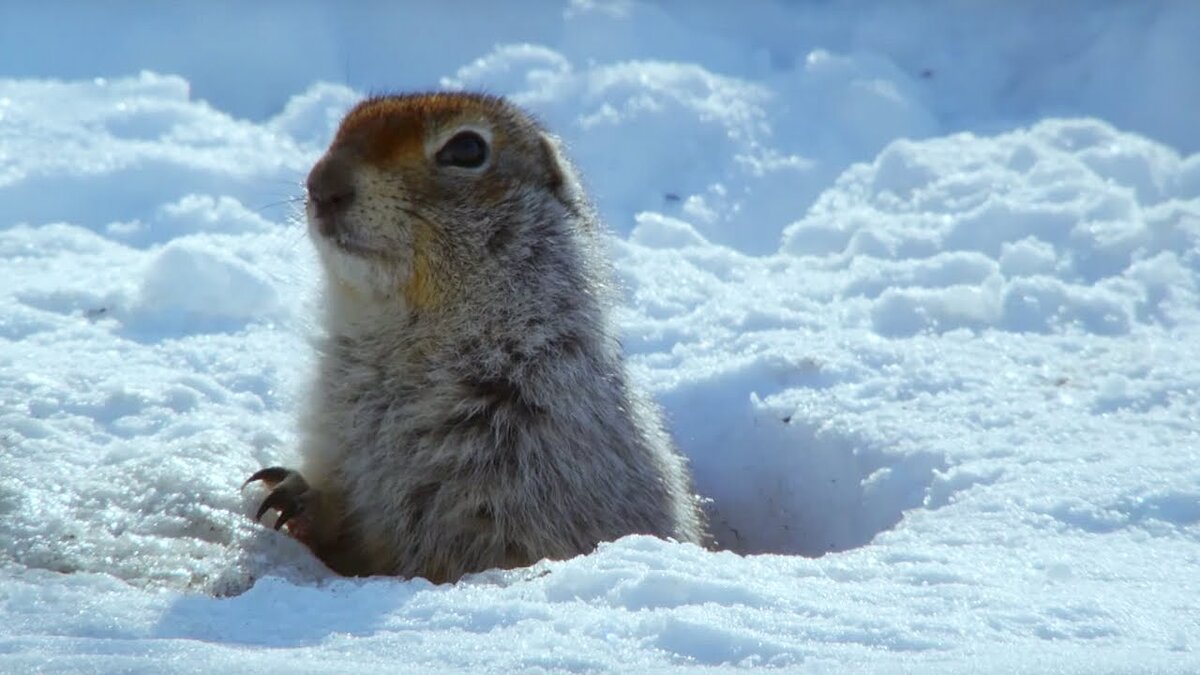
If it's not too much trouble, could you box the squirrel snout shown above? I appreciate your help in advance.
[306,155,356,230]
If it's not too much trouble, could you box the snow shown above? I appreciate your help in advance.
[2,1,1199,671]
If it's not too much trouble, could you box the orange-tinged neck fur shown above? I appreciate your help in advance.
[403,221,442,311]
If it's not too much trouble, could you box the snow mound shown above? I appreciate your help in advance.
[782,119,1200,337]
[0,72,316,233]
[130,238,283,336]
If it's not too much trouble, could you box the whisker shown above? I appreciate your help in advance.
[253,196,304,212]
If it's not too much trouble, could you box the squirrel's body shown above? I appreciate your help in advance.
[248,93,706,582]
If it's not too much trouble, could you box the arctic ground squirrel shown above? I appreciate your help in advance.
[246,92,707,583]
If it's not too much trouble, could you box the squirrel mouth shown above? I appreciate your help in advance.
[330,231,381,258]
[310,214,381,259]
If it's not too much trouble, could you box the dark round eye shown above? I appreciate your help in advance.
[435,131,489,169]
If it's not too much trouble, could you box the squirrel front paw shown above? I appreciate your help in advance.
[243,466,318,542]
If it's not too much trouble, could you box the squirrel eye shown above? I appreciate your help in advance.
[435,131,489,169]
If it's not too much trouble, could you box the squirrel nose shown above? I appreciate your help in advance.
[306,155,356,226]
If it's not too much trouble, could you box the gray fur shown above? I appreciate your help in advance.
[255,93,706,582]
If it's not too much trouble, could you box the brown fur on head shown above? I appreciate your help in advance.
[305,92,575,311]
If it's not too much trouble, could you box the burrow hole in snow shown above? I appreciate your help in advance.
[659,372,947,557]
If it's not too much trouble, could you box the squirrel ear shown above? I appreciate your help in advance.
[538,132,580,206]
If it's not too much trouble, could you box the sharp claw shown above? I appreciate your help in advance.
[246,467,312,535]
[256,488,293,522]
[243,466,291,489]
[274,502,300,530]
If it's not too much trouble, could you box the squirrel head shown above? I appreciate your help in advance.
[305,92,585,311]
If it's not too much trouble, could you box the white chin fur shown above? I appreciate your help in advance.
[311,231,402,299]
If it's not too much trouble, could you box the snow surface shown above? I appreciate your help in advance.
[2,1,1200,672]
